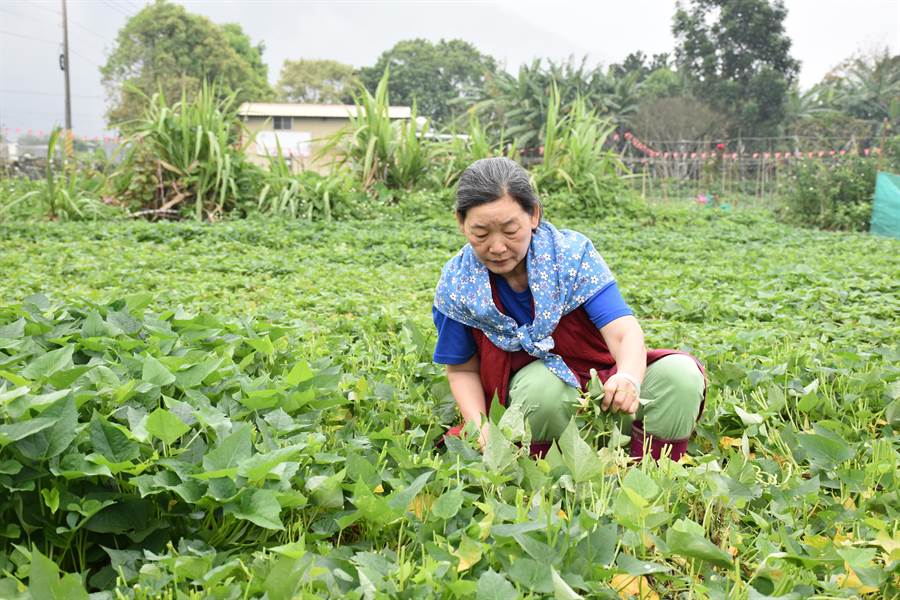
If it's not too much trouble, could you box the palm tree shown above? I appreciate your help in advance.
[831,49,900,132]
[462,57,639,149]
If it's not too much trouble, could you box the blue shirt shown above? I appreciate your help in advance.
[432,277,632,364]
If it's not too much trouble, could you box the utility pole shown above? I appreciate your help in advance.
[60,0,73,161]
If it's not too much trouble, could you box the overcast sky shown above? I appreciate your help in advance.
[1,0,898,138]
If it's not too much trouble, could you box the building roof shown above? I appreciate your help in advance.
[238,102,411,119]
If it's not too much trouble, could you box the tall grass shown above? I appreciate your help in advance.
[116,81,250,221]
[257,138,351,220]
[320,70,432,192]
[532,84,634,213]
[432,113,504,187]
[0,128,109,221]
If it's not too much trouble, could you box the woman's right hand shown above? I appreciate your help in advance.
[478,419,490,452]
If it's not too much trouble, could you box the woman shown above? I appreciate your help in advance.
[433,157,706,460]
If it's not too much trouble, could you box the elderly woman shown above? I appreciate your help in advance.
[433,158,706,460]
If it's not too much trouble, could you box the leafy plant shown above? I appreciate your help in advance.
[532,86,635,214]
[320,70,434,192]
[432,113,509,188]
[0,128,113,221]
[1,207,898,597]
[113,81,252,221]
[780,138,900,231]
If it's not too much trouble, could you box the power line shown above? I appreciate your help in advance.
[0,30,106,67]
[68,19,112,47]
[25,2,60,17]
[98,0,132,18]
[118,0,143,13]
[0,5,109,53]
[0,88,104,99]
[1,108,106,118]
[70,49,105,69]
[0,29,59,46]
[0,6,50,24]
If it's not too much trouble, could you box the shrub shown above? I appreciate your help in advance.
[781,156,876,231]
[431,114,501,188]
[111,81,253,221]
[320,70,434,193]
[779,138,899,231]
[531,85,635,215]
[0,128,117,221]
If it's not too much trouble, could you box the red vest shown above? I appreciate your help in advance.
[442,274,706,455]
[473,273,696,409]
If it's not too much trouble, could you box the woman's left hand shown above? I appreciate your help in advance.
[602,376,639,414]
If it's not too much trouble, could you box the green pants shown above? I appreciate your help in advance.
[507,355,704,442]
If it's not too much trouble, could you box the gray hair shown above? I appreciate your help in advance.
[455,157,540,220]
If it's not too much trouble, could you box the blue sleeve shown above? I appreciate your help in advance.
[583,281,633,329]
[432,306,477,364]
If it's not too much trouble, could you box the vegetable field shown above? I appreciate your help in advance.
[0,207,898,598]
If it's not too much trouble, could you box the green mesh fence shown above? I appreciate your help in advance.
[870,171,900,239]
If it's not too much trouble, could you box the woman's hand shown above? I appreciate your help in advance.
[602,374,640,414]
[478,420,490,452]
[597,316,647,415]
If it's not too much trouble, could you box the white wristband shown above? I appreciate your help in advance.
[608,372,641,397]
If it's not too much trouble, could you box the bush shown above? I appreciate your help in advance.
[779,135,900,231]
[0,129,119,221]
[430,114,499,188]
[320,70,434,192]
[781,156,875,231]
[531,86,635,215]
[111,81,254,221]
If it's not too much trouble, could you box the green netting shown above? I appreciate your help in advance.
[870,171,900,239]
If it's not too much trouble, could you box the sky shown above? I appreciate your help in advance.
[1,0,898,139]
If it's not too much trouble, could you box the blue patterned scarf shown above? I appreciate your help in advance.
[434,221,614,388]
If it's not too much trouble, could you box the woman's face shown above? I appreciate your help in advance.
[458,194,541,277]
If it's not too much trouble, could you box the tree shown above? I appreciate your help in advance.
[610,51,651,80]
[631,96,729,143]
[277,59,357,103]
[672,0,800,137]
[358,39,497,124]
[101,0,272,126]
[829,49,900,126]
[637,68,686,101]
[469,57,641,149]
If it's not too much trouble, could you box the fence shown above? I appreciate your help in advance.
[617,132,889,201]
